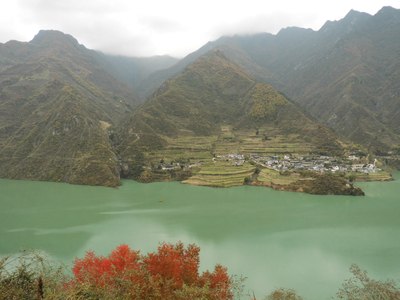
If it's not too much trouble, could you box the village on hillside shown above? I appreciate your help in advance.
[156,152,382,175]
[215,153,381,174]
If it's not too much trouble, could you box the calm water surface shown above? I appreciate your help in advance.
[1,174,400,299]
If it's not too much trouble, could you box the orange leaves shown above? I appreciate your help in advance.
[144,242,200,288]
[70,242,232,299]
[200,264,232,299]
[109,244,140,273]
[72,244,140,287]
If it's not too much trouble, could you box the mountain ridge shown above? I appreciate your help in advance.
[0,30,138,186]
[139,6,400,151]
[1,6,398,189]
[116,50,345,179]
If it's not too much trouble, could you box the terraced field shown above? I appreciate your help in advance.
[184,161,255,187]
[351,171,393,182]
[146,135,216,163]
[256,168,305,186]
[237,134,315,155]
[139,125,390,190]
[213,126,317,156]
[213,126,240,155]
[143,125,327,166]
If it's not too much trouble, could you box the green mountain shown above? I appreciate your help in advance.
[238,6,400,151]
[0,30,137,186]
[2,7,398,190]
[141,6,400,152]
[116,51,344,183]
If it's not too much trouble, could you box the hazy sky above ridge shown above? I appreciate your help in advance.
[1,0,398,57]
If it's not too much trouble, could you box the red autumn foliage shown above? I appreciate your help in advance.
[70,242,232,300]
[144,242,200,287]
[200,264,232,299]
[72,244,140,287]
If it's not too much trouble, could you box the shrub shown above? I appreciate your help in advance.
[336,264,400,300]
[265,288,303,300]
[0,250,66,300]
[69,242,233,300]
[244,176,252,184]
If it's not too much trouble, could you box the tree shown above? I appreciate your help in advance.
[336,264,400,300]
[0,250,66,300]
[254,166,261,175]
[70,242,233,300]
[130,151,145,179]
[265,288,303,300]
[72,244,140,288]
[347,174,356,183]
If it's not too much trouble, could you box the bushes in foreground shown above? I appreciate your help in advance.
[264,288,303,300]
[1,243,400,299]
[336,264,400,300]
[0,242,233,300]
[0,250,66,299]
[69,242,232,300]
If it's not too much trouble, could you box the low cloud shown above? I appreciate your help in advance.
[0,0,398,57]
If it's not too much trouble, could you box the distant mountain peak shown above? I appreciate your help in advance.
[377,6,398,14]
[30,30,81,48]
[319,9,370,33]
[375,5,400,20]
[277,26,314,39]
[342,9,370,24]
[346,9,366,17]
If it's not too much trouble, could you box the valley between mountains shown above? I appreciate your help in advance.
[1,6,399,195]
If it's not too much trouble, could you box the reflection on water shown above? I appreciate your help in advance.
[1,176,400,299]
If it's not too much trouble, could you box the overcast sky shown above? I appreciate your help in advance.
[1,0,398,57]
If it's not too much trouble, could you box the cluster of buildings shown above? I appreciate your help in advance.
[157,161,201,171]
[217,153,381,174]
[214,154,245,166]
[154,152,383,175]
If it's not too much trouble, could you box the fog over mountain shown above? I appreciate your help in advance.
[141,6,400,150]
[0,0,398,56]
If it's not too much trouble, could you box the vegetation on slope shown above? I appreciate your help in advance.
[1,27,394,190]
[0,82,121,186]
[116,50,349,194]
[246,83,287,120]
[142,7,400,151]
[0,30,138,186]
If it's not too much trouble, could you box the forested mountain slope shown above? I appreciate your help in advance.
[142,6,400,151]
[0,30,137,186]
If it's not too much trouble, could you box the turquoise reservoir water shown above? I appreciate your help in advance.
[1,175,399,299]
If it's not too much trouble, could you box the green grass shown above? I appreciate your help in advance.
[145,135,217,163]
[139,125,351,188]
[256,168,303,186]
[351,171,393,182]
[184,161,255,187]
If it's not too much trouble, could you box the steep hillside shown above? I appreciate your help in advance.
[116,51,344,183]
[2,15,395,189]
[0,85,120,185]
[141,6,400,151]
[0,30,137,186]
[223,7,400,151]
[131,50,254,136]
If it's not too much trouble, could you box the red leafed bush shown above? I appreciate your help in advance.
[70,242,233,300]
[72,244,140,287]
